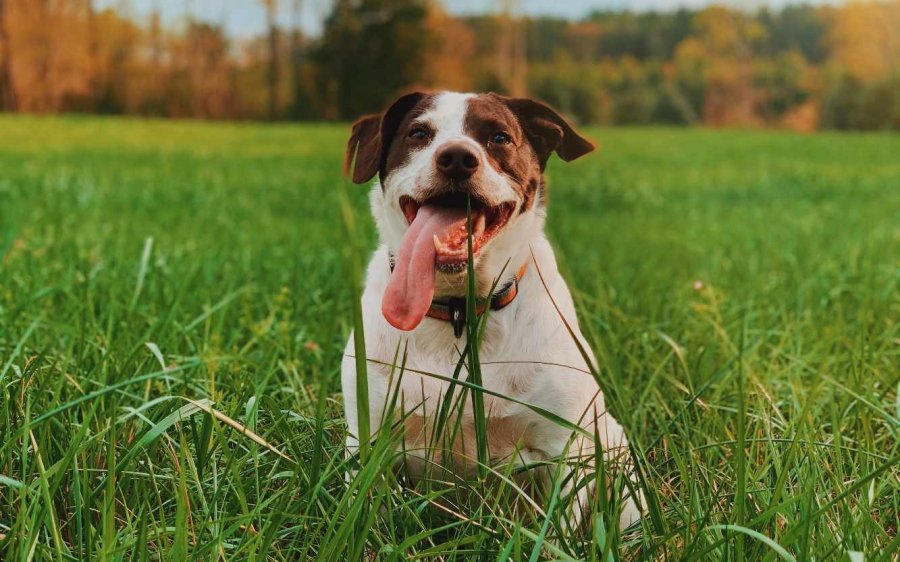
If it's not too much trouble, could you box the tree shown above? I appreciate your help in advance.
[673,7,766,126]
[421,3,476,92]
[289,0,305,116]
[0,0,17,110]
[523,17,568,62]
[761,5,827,63]
[313,0,429,119]
[827,0,900,82]
[186,22,231,118]
[88,7,141,114]
[756,50,814,119]
[563,21,603,61]
[2,0,93,112]
[495,0,526,96]
[263,0,279,119]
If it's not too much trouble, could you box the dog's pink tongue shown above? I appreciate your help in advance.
[382,205,466,331]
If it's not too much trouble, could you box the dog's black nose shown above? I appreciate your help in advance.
[435,143,479,180]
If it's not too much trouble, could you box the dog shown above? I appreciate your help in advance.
[341,91,642,530]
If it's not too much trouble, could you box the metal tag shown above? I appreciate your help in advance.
[448,298,466,338]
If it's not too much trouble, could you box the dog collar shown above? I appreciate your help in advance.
[389,256,527,338]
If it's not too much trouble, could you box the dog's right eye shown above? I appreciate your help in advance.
[408,127,430,141]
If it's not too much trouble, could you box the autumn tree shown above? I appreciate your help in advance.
[187,22,233,118]
[2,0,94,112]
[263,0,279,119]
[827,0,900,82]
[0,0,16,110]
[495,0,526,96]
[673,7,766,126]
[88,8,141,114]
[421,2,476,92]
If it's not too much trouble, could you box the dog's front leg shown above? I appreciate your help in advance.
[341,344,363,483]
[548,423,643,532]
[555,433,603,533]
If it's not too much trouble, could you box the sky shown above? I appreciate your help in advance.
[102,0,844,39]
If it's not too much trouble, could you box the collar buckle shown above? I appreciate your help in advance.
[448,298,466,338]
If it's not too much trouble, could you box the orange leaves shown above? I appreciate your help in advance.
[2,0,94,112]
[421,4,477,92]
[827,0,900,82]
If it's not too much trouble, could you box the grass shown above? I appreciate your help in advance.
[0,114,897,560]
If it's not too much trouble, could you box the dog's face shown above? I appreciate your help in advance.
[345,92,593,330]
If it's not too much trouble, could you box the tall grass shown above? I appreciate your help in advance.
[0,116,897,559]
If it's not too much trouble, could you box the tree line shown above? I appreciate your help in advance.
[0,0,897,130]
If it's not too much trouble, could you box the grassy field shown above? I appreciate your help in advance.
[0,115,897,560]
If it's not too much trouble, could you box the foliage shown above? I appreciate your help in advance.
[821,72,900,131]
[0,117,897,559]
[0,1,898,125]
[312,0,430,119]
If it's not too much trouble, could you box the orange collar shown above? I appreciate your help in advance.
[426,263,528,337]
[389,257,528,338]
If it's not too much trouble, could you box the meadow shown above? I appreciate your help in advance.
[0,115,897,560]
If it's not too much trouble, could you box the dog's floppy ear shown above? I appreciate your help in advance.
[344,114,381,184]
[503,97,594,169]
[344,92,427,184]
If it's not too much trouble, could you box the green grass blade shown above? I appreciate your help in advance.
[705,525,796,562]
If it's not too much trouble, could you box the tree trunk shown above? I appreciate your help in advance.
[496,0,527,97]
[266,0,279,120]
[150,5,162,71]
[0,0,18,111]
[85,0,100,110]
[290,0,303,117]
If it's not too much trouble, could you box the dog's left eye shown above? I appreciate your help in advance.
[408,127,430,141]
[490,132,512,145]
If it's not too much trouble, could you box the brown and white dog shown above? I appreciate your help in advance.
[341,91,642,529]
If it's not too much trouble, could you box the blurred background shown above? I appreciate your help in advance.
[0,0,897,130]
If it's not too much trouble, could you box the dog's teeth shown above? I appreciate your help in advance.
[474,213,486,235]
[433,235,450,253]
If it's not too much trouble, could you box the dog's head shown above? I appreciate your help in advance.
[345,91,593,331]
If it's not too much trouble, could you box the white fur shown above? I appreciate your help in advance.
[342,92,642,530]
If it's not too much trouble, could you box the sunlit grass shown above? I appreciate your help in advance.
[0,115,897,560]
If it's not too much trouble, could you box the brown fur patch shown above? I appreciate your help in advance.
[344,92,437,184]
[464,94,543,214]
[464,93,593,214]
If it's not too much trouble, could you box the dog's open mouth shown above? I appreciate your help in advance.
[399,193,515,273]
[381,192,515,332]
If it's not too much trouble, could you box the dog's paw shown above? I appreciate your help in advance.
[618,488,644,531]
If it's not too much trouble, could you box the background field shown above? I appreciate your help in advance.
[0,116,897,560]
